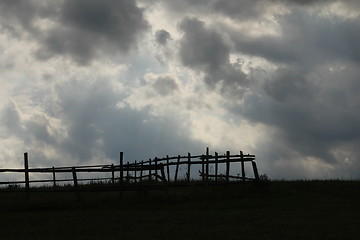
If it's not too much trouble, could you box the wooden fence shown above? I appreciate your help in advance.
[0,148,259,192]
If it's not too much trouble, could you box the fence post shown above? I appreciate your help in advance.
[52,166,56,187]
[206,147,209,181]
[187,153,191,182]
[119,152,124,199]
[201,155,205,181]
[240,151,245,181]
[24,152,30,191]
[215,152,218,181]
[72,167,78,188]
[134,161,137,183]
[155,158,158,182]
[140,161,143,182]
[111,164,115,184]
[126,162,130,183]
[166,155,170,182]
[120,152,124,185]
[160,164,167,183]
[148,159,152,181]
[252,161,259,181]
[174,155,180,181]
[226,151,230,182]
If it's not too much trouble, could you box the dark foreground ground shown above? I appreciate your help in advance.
[0,180,359,240]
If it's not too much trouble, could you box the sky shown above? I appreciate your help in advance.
[0,0,360,180]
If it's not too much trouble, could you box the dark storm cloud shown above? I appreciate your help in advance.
[207,6,360,171]
[238,62,360,169]
[164,1,360,176]
[0,0,149,65]
[179,17,248,91]
[0,0,55,36]
[157,0,268,20]
[155,30,171,45]
[232,10,360,66]
[211,0,268,20]
[263,67,313,103]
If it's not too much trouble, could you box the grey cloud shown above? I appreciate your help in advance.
[1,101,22,135]
[211,0,268,20]
[237,63,360,170]
[157,0,269,20]
[152,76,178,96]
[0,0,45,35]
[179,17,248,91]
[179,18,229,71]
[232,10,360,66]
[263,67,314,103]
[1,78,205,165]
[155,30,171,45]
[55,78,204,162]
[0,0,149,65]
[218,6,360,177]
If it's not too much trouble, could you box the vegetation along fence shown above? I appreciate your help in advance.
[0,148,259,192]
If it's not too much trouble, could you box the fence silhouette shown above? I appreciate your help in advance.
[0,148,259,192]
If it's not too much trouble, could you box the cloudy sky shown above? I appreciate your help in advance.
[1,0,360,179]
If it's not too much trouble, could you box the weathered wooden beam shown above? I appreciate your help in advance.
[252,161,259,181]
[52,166,56,187]
[154,158,158,182]
[226,151,230,182]
[140,161,143,182]
[120,152,124,185]
[174,155,180,181]
[215,152,218,181]
[187,153,191,182]
[24,152,29,190]
[241,151,245,181]
[166,155,170,182]
[134,161,137,183]
[148,158,152,181]
[206,147,209,181]
[72,167,78,188]
[111,164,115,184]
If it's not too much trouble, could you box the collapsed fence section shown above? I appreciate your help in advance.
[0,148,259,191]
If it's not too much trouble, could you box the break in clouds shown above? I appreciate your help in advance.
[0,0,360,179]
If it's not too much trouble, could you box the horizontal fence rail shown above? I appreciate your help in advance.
[0,148,259,192]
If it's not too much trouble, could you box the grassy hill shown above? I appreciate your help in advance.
[0,180,359,240]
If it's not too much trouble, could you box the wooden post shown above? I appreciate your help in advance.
[240,151,245,181]
[215,152,218,181]
[120,152,124,184]
[201,156,205,181]
[140,161,143,182]
[160,164,167,182]
[187,153,191,182]
[148,158,152,181]
[206,147,209,181]
[111,164,115,184]
[174,155,180,181]
[226,151,230,182]
[119,152,124,199]
[134,161,137,183]
[24,153,30,190]
[252,161,259,181]
[52,167,56,187]
[166,155,170,182]
[72,167,78,188]
[126,162,130,183]
[155,158,158,182]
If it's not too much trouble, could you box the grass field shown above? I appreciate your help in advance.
[0,180,359,240]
